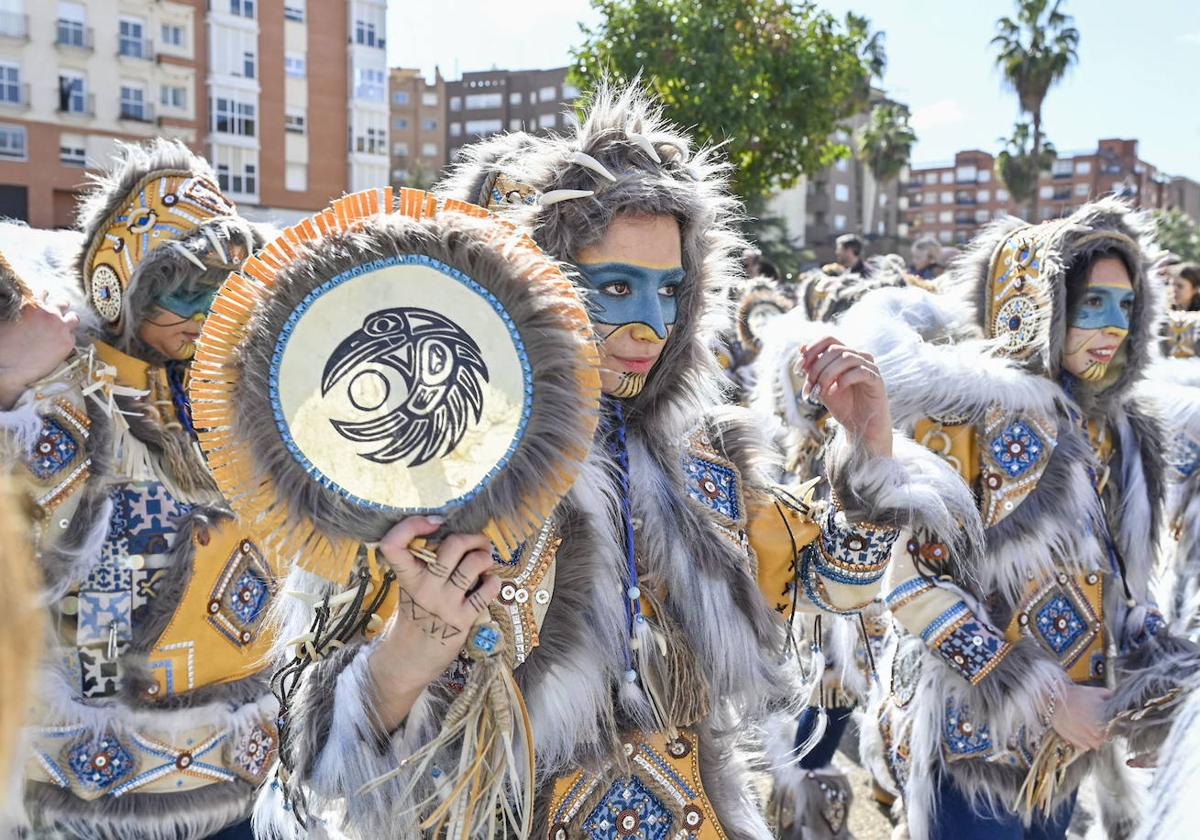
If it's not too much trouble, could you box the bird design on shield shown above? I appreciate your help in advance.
[321,307,490,466]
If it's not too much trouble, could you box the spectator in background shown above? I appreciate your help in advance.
[910,235,943,279]
[1173,262,1200,311]
[835,232,869,275]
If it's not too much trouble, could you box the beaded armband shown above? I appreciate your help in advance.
[921,600,1011,686]
[800,504,898,614]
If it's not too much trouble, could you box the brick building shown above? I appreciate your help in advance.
[444,67,577,163]
[389,66,444,187]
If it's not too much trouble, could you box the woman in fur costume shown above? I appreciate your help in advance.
[776,198,1200,839]
[254,85,977,840]
[0,140,277,840]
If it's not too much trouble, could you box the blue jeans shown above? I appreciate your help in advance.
[206,819,255,840]
[794,705,853,769]
[931,774,1077,840]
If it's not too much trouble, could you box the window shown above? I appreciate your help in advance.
[464,118,502,136]
[956,165,977,182]
[161,23,185,47]
[539,85,557,102]
[938,230,952,243]
[354,20,381,47]
[284,0,305,22]
[284,53,305,78]
[57,1,87,47]
[286,162,306,191]
[924,172,937,184]
[465,93,502,110]
[879,193,888,206]
[213,97,255,137]
[160,84,186,109]
[1051,159,1073,178]
[509,118,522,131]
[421,92,437,107]
[976,189,990,203]
[1038,185,1053,199]
[393,91,410,105]
[996,188,1009,202]
[392,141,408,156]
[834,183,850,202]
[923,191,936,205]
[421,118,437,131]
[922,211,935,224]
[243,50,256,79]
[975,209,989,223]
[421,142,437,157]
[940,191,952,204]
[118,17,146,59]
[0,63,18,105]
[230,0,255,18]
[977,170,991,183]
[355,127,386,155]
[449,96,461,111]
[355,68,385,102]
[509,92,522,105]
[285,108,306,133]
[562,83,579,99]
[60,135,85,165]
[1074,182,1089,197]
[449,122,461,137]
[940,171,953,184]
[0,123,25,159]
[393,117,409,130]
[939,211,953,223]
[835,158,849,172]
[834,214,847,231]
[58,72,86,113]
[1075,160,1091,175]
[877,221,885,235]
[119,84,146,120]
[217,161,256,195]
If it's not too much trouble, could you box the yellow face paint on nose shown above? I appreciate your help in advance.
[627,322,666,344]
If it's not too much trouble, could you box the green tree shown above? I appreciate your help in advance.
[396,159,439,191]
[996,121,1056,220]
[856,102,916,236]
[991,0,1079,221]
[1154,207,1200,262]
[572,0,876,200]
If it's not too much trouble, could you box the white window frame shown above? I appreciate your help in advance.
[0,62,19,105]
[284,52,306,78]
[421,142,437,157]
[0,122,25,160]
[285,107,306,134]
[118,16,147,59]
[119,82,147,120]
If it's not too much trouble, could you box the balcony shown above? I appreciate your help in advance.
[118,39,155,61]
[58,93,96,118]
[56,21,94,51]
[954,192,976,205]
[0,12,27,40]
[0,83,30,110]
[119,102,156,124]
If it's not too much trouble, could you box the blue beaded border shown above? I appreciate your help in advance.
[267,254,534,514]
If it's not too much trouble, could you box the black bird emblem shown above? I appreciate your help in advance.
[321,307,490,466]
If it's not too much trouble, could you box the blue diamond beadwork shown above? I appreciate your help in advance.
[1034,594,1086,655]
[29,418,80,480]
[682,454,741,521]
[67,736,135,791]
[230,569,269,625]
[582,774,673,840]
[472,625,500,655]
[990,420,1043,477]
[942,700,993,758]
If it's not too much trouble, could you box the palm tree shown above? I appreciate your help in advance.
[991,0,1079,220]
[856,103,916,238]
[844,12,887,108]
[996,121,1057,220]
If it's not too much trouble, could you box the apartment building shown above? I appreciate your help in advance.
[444,67,578,163]
[903,139,1181,245]
[0,0,382,228]
[389,66,444,186]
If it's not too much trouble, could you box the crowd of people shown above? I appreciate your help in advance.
[0,82,1198,840]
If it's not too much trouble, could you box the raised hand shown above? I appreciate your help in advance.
[795,336,893,458]
[368,516,501,733]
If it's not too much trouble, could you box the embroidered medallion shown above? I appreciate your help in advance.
[1005,572,1104,681]
[979,408,1057,527]
[66,733,136,795]
[942,700,993,759]
[206,538,273,647]
[228,722,278,783]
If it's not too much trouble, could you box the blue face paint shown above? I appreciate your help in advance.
[575,262,684,340]
[1071,285,1134,331]
[156,284,219,319]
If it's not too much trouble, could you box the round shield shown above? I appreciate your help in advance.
[190,188,601,578]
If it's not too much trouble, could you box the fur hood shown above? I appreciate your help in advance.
[940,197,1164,414]
[74,139,270,360]
[437,84,744,435]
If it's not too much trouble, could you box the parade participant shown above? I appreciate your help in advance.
[250,84,977,840]
[910,236,943,281]
[0,140,276,840]
[713,278,795,405]
[826,199,1200,839]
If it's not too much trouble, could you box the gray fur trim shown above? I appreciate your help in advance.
[437,83,744,436]
[234,212,599,548]
[1106,633,1200,756]
[694,715,773,840]
[111,388,221,500]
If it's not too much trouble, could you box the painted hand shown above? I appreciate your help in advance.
[795,336,893,458]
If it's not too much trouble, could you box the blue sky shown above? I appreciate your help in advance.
[387,1,1200,179]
